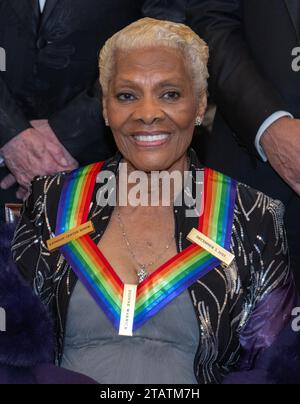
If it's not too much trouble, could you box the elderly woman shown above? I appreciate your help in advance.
[12,18,296,384]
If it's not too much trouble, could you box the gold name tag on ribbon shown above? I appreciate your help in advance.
[47,221,95,252]
[119,284,138,337]
[187,228,235,267]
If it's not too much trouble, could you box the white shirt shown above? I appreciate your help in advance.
[39,0,47,12]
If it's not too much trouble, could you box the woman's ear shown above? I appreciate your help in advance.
[197,92,208,120]
[103,98,109,126]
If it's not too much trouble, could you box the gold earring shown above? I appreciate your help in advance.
[195,117,202,127]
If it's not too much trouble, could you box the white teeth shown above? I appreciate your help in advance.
[134,134,170,142]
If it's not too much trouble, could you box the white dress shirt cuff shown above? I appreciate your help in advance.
[255,111,294,162]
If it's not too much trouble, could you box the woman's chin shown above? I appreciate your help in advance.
[132,160,170,173]
[125,150,176,172]
[131,147,172,168]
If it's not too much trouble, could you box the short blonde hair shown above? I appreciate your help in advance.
[99,18,209,97]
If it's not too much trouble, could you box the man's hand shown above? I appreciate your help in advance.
[1,174,31,201]
[30,119,79,172]
[261,117,300,195]
[0,121,78,195]
[16,185,30,201]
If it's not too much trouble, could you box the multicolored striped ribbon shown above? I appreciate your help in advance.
[55,163,237,332]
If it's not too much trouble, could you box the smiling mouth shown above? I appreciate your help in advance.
[131,133,172,147]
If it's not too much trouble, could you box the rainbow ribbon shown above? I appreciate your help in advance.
[55,163,237,332]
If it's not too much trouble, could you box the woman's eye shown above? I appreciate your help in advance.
[162,91,181,101]
[117,93,136,102]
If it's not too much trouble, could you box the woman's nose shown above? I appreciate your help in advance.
[133,97,165,125]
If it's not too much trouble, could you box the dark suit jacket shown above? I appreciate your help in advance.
[142,0,187,22]
[188,0,300,159]
[0,0,144,164]
[141,1,300,198]
[185,1,300,266]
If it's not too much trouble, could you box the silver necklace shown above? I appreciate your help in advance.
[116,210,175,284]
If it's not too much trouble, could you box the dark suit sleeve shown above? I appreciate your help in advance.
[187,0,289,156]
[142,0,187,22]
[0,77,31,148]
[48,82,109,161]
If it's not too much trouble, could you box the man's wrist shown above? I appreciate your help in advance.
[0,120,32,149]
[255,111,293,162]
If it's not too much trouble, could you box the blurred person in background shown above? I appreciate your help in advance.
[0,0,163,207]
[162,0,300,288]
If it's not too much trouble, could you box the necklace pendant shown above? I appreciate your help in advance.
[137,266,149,284]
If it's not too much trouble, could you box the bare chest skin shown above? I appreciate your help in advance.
[98,206,177,285]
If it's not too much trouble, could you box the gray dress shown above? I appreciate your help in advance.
[61,281,199,384]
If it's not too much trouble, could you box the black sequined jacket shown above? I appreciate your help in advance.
[12,150,296,384]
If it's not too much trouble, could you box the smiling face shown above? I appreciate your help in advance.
[103,46,207,172]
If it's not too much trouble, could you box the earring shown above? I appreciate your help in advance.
[105,119,109,127]
[195,117,202,127]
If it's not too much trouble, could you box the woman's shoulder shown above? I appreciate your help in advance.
[205,163,286,237]
[28,158,109,204]
[14,170,69,236]
[29,171,70,201]
[235,180,285,225]
[24,171,69,229]
[13,169,79,284]
[233,180,287,260]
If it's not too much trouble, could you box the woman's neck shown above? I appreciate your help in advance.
[117,154,189,209]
